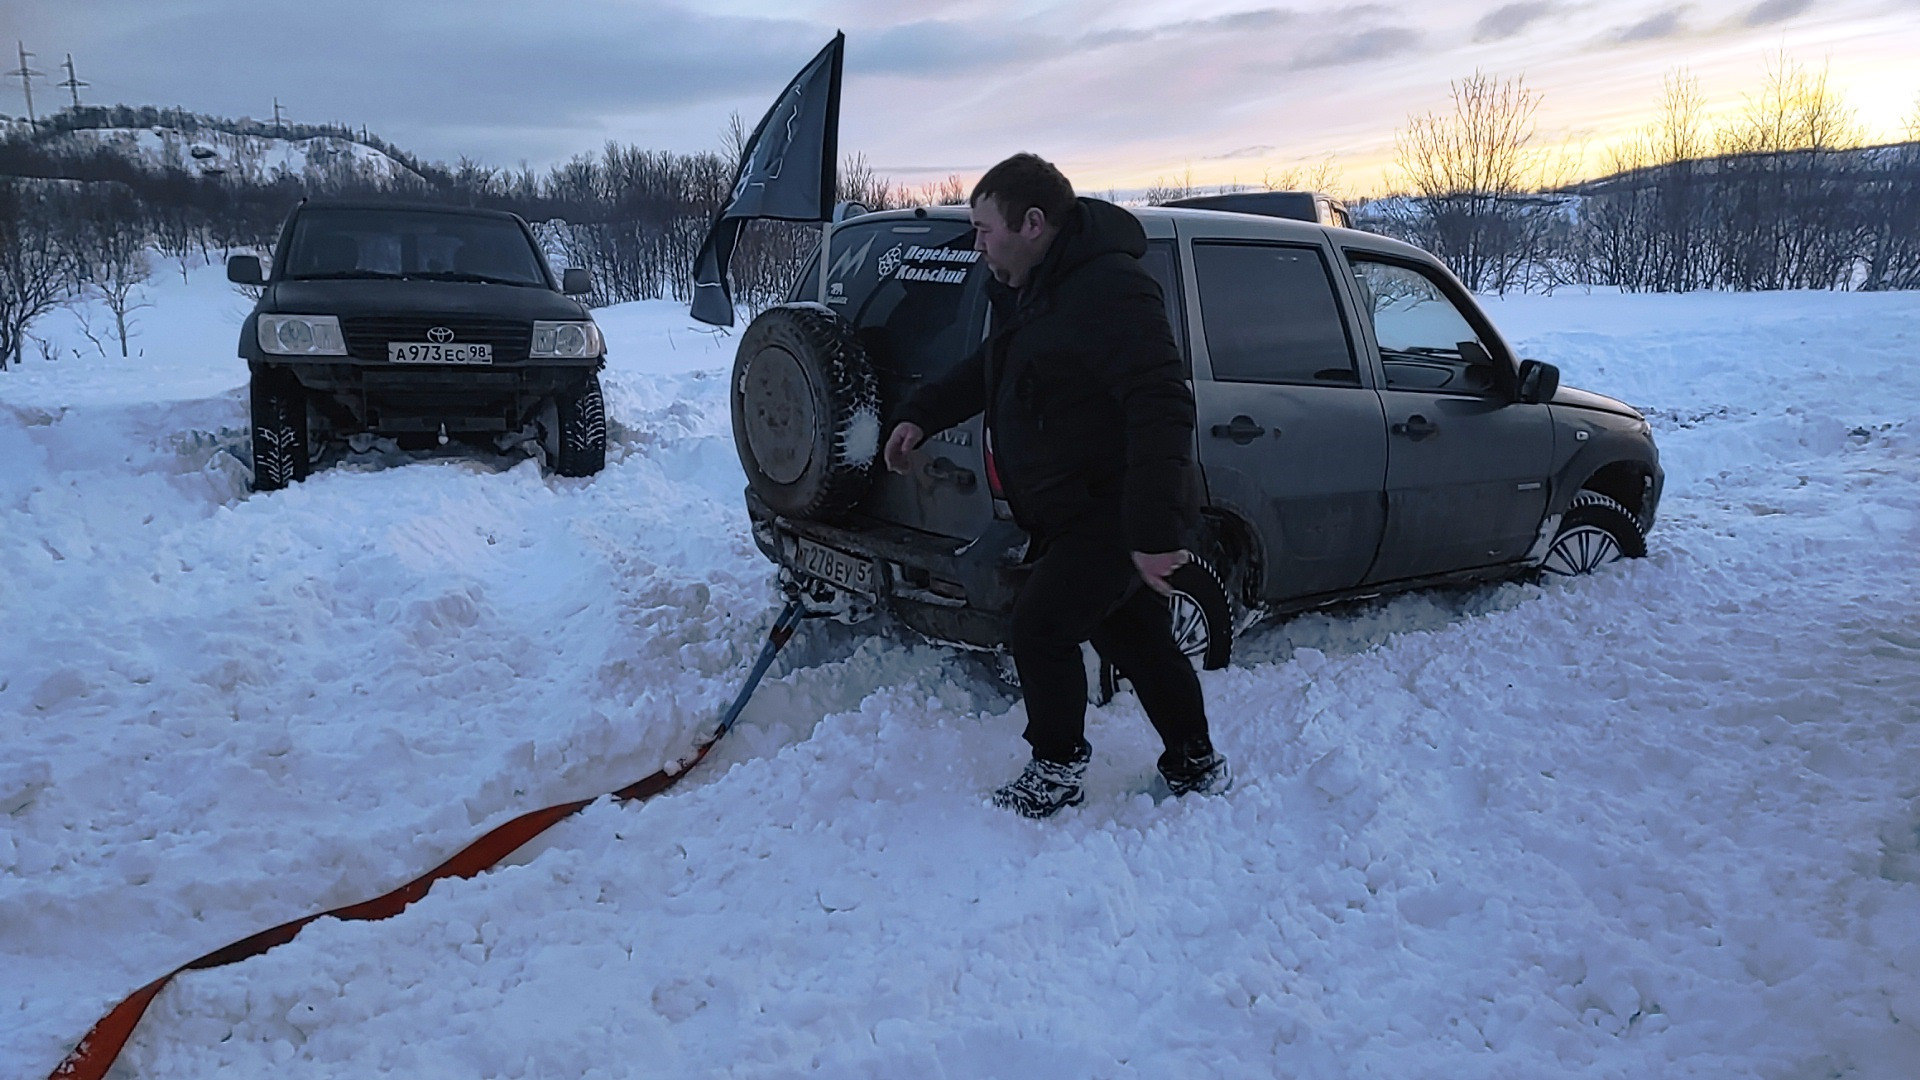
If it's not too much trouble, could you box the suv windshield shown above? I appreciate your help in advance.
[282,208,549,286]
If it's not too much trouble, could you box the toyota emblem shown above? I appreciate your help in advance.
[426,326,455,343]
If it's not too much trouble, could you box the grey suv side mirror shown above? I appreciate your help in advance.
[227,255,263,285]
[1517,359,1560,404]
[562,268,592,295]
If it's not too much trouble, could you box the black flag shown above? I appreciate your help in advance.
[690,33,844,326]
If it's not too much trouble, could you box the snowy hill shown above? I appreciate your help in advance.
[19,122,424,187]
[1,271,1917,1077]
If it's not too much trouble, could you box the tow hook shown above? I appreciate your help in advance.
[437,423,449,446]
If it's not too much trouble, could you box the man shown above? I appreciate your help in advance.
[882,152,1231,818]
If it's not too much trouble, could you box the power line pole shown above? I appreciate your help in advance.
[57,53,86,110]
[9,41,42,124]
[273,96,284,137]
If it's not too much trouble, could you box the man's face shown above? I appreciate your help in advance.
[970,195,1052,287]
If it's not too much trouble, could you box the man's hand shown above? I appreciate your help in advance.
[883,421,925,474]
[1131,549,1192,597]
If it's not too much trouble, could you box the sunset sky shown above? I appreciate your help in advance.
[10,1,1920,196]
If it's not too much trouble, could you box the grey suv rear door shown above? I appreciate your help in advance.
[1188,238,1387,600]
[820,217,995,541]
[1341,251,1553,582]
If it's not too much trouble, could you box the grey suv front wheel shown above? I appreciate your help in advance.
[1098,557,1235,704]
[1542,491,1647,575]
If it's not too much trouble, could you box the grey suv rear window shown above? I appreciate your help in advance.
[1194,242,1357,386]
[821,220,988,378]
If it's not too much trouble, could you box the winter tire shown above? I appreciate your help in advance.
[1098,556,1235,705]
[1542,490,1647,575]
[249,368,310,492]
[550,371,607,477]
[731,304,879,522]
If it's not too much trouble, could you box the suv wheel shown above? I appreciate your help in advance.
[249,368,310,492]
[731,305,879,522]
[549,372,607,477]
[1098,556,1235,704]
[1542,491,1647,575]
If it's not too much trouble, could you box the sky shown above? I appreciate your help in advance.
[8,0,1920,196]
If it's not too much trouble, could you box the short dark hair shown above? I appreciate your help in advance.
[971,153,1075,230]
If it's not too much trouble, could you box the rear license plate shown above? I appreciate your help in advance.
[794,537,874,596]
[388,342,493,364]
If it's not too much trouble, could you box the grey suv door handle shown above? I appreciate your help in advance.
[1210,415,1268,444]
[922,457,977,491]
[1391,415,1438,441]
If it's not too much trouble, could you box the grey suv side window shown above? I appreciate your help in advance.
[1347,257,1500,395]
[1193,242,1358,386]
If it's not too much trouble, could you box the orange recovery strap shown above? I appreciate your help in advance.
[49,601,806,1080]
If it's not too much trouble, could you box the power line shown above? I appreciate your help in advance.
[9,41,44,124]
[57,53,87,110]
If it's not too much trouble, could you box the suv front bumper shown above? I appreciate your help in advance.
[745,488,1031,650]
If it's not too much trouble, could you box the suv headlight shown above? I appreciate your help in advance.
[531,320,604,359]
[258,314,347,356]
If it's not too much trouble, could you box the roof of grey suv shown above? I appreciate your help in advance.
[841,203,1431,262]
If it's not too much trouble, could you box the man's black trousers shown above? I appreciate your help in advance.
[1008,519,1211,764]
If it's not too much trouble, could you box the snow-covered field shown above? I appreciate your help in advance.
[2,265,1917,1078]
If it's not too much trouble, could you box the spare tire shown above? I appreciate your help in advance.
[731,304,880,521]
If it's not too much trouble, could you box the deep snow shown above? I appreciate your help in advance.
[2,263,1917,1078]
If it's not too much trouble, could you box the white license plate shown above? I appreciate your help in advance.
[794,537,874,596]
[387,341,493,364]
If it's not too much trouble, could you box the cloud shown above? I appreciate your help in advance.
[1207,145,1277,160]
[1078,7,1300,48]
[1473,2,1560,43]
[1293,27,1422,69]
[1613,6,1690,43]
[1742,0,1814,26]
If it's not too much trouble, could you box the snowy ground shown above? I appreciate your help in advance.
[2,264,1917,1078]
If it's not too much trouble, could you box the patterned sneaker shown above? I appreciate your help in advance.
[991,742,1090,818]
[1159,737,1232,797]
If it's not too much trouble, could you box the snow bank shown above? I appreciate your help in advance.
[2,270,1916,1078]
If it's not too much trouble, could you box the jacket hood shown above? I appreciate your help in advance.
[1032,197,1148,290]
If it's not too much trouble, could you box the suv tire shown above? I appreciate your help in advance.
[551,372,607,477]
[1542,490,1647,575]
[731,305,879,522]
[1098,556,1235,704]
[249,368,310,492]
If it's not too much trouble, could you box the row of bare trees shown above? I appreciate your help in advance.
[0,107,968,367]
[1377,60,1920,294]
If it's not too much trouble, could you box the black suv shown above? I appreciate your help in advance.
[230,200,608,489]
[730,196,1663,684]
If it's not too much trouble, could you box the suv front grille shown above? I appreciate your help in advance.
[340,316,532,362]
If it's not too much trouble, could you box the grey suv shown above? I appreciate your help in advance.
[730,196,1662,681]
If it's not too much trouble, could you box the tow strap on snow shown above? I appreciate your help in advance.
[47,600,807,1080]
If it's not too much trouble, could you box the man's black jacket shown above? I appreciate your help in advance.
[895,198,1201,553]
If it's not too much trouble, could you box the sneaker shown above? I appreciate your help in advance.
[1159,737,1232,797]
[991,742,1090,818]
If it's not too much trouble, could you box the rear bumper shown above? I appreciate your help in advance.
[745,488,1030,650]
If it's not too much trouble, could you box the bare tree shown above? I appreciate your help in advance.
[0,182,79,370]
[1393,71,1550,292]
[76,190,153,357]
[916,174,968,206]
[1261,157,1344,199]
